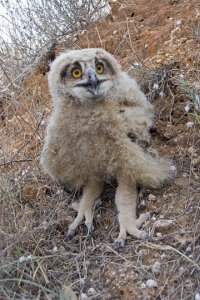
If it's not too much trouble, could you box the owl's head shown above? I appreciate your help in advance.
[48,48,121,103]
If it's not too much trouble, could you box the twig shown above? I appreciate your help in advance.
[0,158,33,167]
[144,242,200,271]
[104,244,128,261]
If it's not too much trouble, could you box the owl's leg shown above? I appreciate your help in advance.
[114,175,148,246]
[67,181,103,238]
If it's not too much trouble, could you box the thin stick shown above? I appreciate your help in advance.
[144,242,200,271]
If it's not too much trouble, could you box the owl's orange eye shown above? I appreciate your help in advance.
[96,63,104,74]
[71,68,82,78]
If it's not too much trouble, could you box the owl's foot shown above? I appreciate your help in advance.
[66,182,103,239]
[115,212,153,247]
[66,207,94,239]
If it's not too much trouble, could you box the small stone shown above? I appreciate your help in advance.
[159,91,165,98]
[184,104,190,113]
[148,194,156,201]
[141,283,147,289]
[40,120,46,126]
[186,246,192,253]
[195,293,200,300]
[80,293,88,300]
[156,232,162,237]
[179,266,185,275]
[151,261,161,275]
[186,122,194,128]
[161,253,166,260]
[153,83,159,90]
[88,288,96,295]
[170,165,177,172]
[176,20,182,26]
[146,279,157,287]
[154,219,173,229]
[52,246,58,252]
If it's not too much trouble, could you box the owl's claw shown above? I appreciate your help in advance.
[140,231,149,240]
[146,211,156,218]
[66,228,76,239]
[85,223,94,235]
[114,238,125,248]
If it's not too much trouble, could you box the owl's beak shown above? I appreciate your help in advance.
[86,69,98,96]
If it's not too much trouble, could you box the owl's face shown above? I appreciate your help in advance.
[49,49,121,103]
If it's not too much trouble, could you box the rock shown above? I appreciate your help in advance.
[151,261,161,275]
[160,253,166,260]
[52,246,58,252]
[195,293,200,300]
[156,232,162,237]
[146,279,157,288]
[80,293,88,300]
[148,194,156,201]
[88,288,96,295]
[153,219,173,229]
[186,122,194,128]
[141,283,146,289]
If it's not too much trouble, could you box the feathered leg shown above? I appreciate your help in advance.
[67,181,103,238]
[115,175,149,246]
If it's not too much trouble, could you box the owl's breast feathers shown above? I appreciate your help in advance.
[41,100,153,188]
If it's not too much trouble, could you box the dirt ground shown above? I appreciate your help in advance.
[0,0,200,299]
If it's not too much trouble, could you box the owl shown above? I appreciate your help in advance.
[40,48,172,245]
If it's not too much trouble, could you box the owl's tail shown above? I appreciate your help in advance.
[124,144,175,188]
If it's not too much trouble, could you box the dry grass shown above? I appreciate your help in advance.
[1,1,200,299]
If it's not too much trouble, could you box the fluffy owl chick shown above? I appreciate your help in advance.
[40,48,172,244]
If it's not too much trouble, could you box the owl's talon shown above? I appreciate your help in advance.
[146,211,156,218]
[140,231,149,240]
[66,228,76,239]
[85,223,93,234]
[114,238,125,247]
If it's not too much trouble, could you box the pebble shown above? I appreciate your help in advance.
[186,122,194,128]
[80,293,88,300]
[146,279,157,287]
[154,219,173,229]
[195,293,200,300]
[153,83,159,90]
[148,194,156,201]
[184,104,190,113]
[176,20,182,26]
[52,246,58,252]
[141,283,147,289]
[170,165,177,172]
[161,253,166,260]
[88,288,96,295]
[151,261,161,275]
[156,232,162,237]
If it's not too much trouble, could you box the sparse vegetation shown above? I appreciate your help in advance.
[180,79,200,123]
[0,0,200,299]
